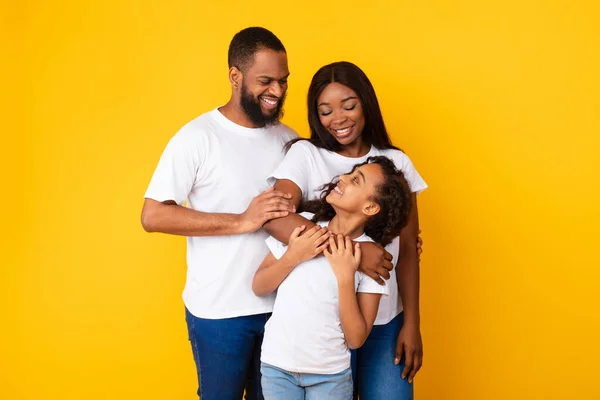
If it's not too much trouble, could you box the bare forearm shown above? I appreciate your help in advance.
[142,201,247,237]
[397,246,420,326]
[253,255,297,296]
[264,213,316,244]
[338,279,369,349]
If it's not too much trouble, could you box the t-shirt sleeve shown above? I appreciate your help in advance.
[357,273,390,296]
[267,141,312,198]
[144,131,202,205]
[265,236,288,260]
[393,152,428,195]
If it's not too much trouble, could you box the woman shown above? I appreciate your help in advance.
[254,156,413,399]
[264,61,427,399]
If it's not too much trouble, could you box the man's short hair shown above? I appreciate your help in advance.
[228,27,286,72]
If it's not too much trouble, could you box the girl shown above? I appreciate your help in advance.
[253,156,412,400]
[264,61,428,399]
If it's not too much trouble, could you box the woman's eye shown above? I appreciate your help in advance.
[353,177,359,183]
[320,111,332,116]
[344,104,357,111]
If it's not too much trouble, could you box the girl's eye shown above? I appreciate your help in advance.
[353,177,359,183]
[344,104,357,111]
[320,111,332,116]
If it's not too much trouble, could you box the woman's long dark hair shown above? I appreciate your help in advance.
[301,156,412,247]
[285,61,399,153]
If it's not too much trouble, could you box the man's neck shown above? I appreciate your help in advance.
[219,100,261,129]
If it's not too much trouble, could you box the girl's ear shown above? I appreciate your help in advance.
[363,201,380,217]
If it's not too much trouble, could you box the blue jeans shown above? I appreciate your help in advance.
[185,308,270,400]
[351,312,414,400]
[261,362,353,400]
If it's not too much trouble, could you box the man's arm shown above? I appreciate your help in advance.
[394,193,423,383]
[141,187,295,236]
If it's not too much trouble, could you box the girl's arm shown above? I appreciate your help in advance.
[253,225,330,297]
[326,235,384,349]
[338,282,382,349]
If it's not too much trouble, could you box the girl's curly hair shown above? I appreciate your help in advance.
[301,156,412,247]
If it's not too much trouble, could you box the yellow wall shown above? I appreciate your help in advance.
[5,1,599,399]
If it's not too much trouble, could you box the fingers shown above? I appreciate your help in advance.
[383,249,393,262]
[354,242,361,263]
[261,188,292,199]
[376,266,391,280]
[336,234,345,250]
[264,211,289,220]
[328,235,337,252]
[290,225,306,241]
[402,350,414,381]
[394,341,404,366]
[408,351,423,383]
[315,242,330,255]
[266,198,296,213]
[382,258,393,272]
[345,236,352,253]
[314,229,331,247]
[303,225,322,238]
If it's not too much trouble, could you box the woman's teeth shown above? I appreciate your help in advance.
[334,186,343,195]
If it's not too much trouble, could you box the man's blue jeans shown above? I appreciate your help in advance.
[185,308,270,400]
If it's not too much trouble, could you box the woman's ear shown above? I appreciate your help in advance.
[363,201,381,217]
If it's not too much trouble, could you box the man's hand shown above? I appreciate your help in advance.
[240,187,295,233]
[395,323,423,384]
[357,242,393,285]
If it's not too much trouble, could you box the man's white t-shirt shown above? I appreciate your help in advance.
[261,212,389,374]
[268,140,427,325]
[144,108,297,319]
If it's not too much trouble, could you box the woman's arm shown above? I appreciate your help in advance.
[263,179,318,243]
[395,193,423,383]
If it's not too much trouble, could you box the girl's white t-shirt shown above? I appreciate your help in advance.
[267,140,427,325]
[260,212,389,374]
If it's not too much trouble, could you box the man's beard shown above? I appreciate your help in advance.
[240,82,286,127]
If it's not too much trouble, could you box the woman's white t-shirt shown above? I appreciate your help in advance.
[260,212,389,374]
[268,141,427,325]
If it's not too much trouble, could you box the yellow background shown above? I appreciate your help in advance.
[4,1,599,399]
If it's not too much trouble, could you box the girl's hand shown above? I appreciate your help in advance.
[284,225,331,265]
[324,234,361,282]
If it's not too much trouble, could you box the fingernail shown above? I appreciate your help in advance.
[408,379,413,383]
[394,358,399,365]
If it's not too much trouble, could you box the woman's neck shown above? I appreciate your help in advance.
[327,211,366,240]
[336,137,370,158]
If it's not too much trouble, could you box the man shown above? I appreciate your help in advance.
[141,27,407,399]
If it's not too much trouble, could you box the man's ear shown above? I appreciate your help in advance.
[229,66,243,89]
[363,201,381,217]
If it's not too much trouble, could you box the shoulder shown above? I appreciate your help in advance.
[170,112,217,146]
[270,122,299,142]
[375,148,412,168]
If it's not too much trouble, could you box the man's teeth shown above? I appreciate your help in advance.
[335,127,352,133]
[261,97,277,105]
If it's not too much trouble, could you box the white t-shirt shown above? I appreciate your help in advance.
[268,140,427,325]
[144,108,297,319]
[261,212,389,374]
